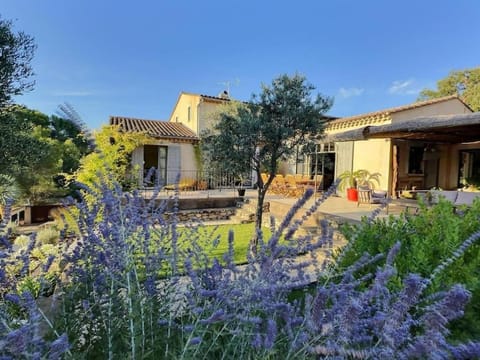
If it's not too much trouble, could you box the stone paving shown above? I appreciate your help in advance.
[141,187,405,225]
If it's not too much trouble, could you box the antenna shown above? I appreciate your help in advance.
[218,80,231,94]
[217,78,240,97]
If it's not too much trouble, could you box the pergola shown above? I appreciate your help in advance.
[323,112,480,144]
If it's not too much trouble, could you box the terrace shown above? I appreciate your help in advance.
[139,186,405,226]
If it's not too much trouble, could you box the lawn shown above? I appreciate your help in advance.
[176,223,275,264]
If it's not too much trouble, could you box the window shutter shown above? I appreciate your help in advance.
[167,145,181,183]
[131,146,144,186]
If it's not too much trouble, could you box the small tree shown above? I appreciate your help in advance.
[202,101,256,190]
[0,17,36,106]
[75,125,148,190]
[0,105,91,204]
[202,74,332,251]
[418,67,480,111]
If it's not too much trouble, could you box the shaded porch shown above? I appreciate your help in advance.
[325,112,480,195]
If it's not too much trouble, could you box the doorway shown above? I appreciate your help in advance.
[143,145,168,187]
[459,149,480,188]
[310,143,336,190]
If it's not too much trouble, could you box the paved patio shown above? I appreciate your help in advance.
[140,188,406,226]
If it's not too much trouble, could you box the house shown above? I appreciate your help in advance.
[317,95,477,196]
[168,91,231,135]
[108,91,234,189]
[110,116,199,187]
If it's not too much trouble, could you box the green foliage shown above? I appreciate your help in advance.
[0,174,19,206]
[418,66,480,111]
[75,125,148,190]
[13,234,30,248]
[202,74,332,230]
[337,169,381,191]
[337,199,480,340]
[0,109,45,174]
[17,276,41,298]
[201,101,255,181]
[0,16,36,106]
[338,169,361,191]
[0,105,90,204]
[36,227,59,246]
[355,169,381,188]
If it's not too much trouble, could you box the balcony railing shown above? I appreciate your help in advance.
[139,169,254,194]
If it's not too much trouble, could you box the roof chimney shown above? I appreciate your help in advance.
[218,90,230,99]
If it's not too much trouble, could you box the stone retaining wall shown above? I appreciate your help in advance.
[164,207,237,222]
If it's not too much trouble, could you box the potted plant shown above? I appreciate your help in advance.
[236,173,247,198]
[338,169,381,201]
[338,170,361,201]
[355,169,381,189]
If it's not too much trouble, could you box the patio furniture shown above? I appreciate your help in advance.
[430,190,480,207]
[392,189,480,214]
[295,175,322,191]
[270,175,288,195]
[284,174,305,197]
[357,186,389,213]
[163,178,197,192]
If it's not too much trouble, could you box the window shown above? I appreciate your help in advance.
[187,106,191,122]
[408,146,424,174]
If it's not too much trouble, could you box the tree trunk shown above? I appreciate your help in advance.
[249,170,274,255]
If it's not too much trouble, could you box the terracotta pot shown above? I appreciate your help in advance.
[346,187,358,202]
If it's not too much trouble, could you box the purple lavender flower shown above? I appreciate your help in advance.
[188,337,202,346]
[47,333,70,359]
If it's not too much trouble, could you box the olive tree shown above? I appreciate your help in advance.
[202,74,332,250]
[0,16,36,106]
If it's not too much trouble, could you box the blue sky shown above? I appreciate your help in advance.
[3,1,480,129]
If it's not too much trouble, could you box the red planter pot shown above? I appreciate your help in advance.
[346,188,358,202]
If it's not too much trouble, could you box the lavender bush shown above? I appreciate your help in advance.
[0,181,479,359]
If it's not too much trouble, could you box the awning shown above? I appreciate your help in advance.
[320,112,480,144]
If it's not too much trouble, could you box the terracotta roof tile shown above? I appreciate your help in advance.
[327,95,464,126]
[110,116,199,141]
[200,94,231,101]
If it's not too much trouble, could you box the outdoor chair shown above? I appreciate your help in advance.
[357,186,388,213]
[270,174,288,195]
[163,178,197,192]
[284,174,304,197]
[294,174,304,182]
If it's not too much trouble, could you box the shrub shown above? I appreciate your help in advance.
[13,234,30,249]
[36,227,60,245]
[338,198,480,341]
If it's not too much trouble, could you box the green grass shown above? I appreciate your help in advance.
[177,223,274,264]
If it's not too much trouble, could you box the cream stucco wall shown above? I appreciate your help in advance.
[352,138,392,190]
[178,142,197,173]
[391,99,471,123]
[198,100,222,134]
[169,93,227,136]
[169,93,201,134]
